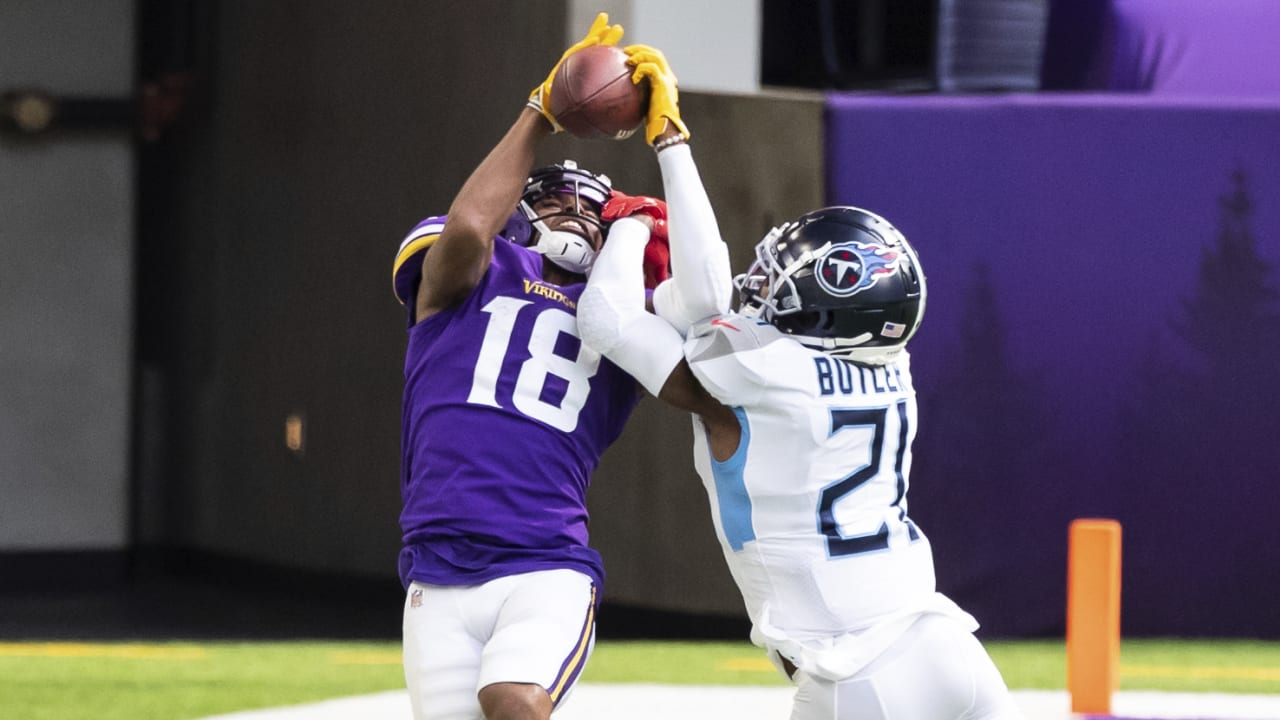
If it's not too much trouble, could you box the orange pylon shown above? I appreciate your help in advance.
[1067,518,1122,714]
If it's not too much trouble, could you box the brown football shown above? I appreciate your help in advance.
[548,45,649,141]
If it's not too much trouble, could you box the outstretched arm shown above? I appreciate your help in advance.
[581,44,740,454]
[653,141,734,331]
[418,109,549,320]
[414,13,624,321]
[625,45,733,334]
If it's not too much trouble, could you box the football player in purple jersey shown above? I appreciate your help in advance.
[389,14,672,720]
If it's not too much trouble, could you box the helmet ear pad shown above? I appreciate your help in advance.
[773,309,826,337]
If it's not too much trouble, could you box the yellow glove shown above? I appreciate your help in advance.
[527,12,625,133]
[624,44,690,145]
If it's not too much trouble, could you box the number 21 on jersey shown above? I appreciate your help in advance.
[819,400,921,557]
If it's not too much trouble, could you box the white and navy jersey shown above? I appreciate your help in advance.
[685,313,949,644]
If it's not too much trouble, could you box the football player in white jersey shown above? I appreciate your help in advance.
[578,48,1023,720]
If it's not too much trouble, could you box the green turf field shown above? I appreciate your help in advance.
[1,639,1278,720]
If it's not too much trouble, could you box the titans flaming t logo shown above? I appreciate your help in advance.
[815,241,901,298]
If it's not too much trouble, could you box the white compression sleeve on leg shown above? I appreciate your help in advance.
[654,143,733,335]
[578,217,685,397]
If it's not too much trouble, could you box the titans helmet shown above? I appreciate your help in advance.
[517,160,612,275]
[734,206,926,364]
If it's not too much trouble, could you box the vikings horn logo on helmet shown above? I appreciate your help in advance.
[814,241,902,298]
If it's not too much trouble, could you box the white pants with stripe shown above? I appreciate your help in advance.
[402,569,596,720]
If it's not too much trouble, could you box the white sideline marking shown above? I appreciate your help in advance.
[198,686,1280,720]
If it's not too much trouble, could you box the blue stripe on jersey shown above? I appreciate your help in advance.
[549,584,597,705]
[710,407,755,552]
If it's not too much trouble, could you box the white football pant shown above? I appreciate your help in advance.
[790,614,1024,720]
[402,569,596,720]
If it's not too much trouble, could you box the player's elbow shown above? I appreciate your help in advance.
[580,295,687,398]
[439,211,489,248]
[442,193,515,252]
[578,285,629,355]
[656,245,734,330]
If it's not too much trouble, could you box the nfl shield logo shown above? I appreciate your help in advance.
[410,588,423,608]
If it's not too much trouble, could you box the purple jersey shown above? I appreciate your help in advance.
[398,217,639,592]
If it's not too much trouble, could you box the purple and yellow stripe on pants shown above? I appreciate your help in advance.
[548,585,596,706]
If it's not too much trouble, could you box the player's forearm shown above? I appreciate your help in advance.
[419,109,549,311]
[445,108,549,246]
[579,218,684,397]
[656,143,733,327]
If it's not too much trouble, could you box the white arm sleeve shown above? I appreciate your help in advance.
[653,143,734,335]
[578,217,685,396]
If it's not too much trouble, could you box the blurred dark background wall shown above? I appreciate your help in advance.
[0,0,134,561]
[4,0,1278,641]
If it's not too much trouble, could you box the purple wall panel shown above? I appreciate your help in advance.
[1104,0,1280,95]
[1041,0,1280,95]
[826,93,1280,637]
